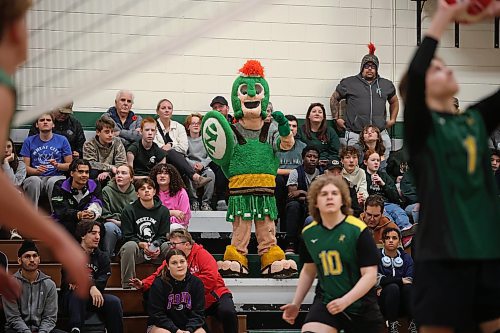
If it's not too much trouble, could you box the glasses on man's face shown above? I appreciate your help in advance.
[170,241,186,247]
[363,63,376,70]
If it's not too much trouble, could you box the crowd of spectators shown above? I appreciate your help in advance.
[2,54,498,332]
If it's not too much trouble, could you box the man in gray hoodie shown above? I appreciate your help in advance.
[2,240,66,333]
[330,44,399,160]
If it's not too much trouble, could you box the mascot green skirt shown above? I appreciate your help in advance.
[202,60,297,278]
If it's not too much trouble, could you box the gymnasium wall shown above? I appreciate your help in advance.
[16,0,500,139]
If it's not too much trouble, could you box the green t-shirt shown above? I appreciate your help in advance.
[300,216,379,315]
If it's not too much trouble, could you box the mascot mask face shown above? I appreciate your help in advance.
[231,60,270,120]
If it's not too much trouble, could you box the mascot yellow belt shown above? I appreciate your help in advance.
[202,60,297,278]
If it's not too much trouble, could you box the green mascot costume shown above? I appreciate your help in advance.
[202,60,297,278]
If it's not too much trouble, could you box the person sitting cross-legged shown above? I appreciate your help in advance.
[2,240,66,333]
[60,220,123,333]
[377,227,416,333]
[119,177,170,288]
[184,113,215,211]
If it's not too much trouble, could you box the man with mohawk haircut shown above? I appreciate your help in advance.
[330,43,399,160]
[201,60,297,278]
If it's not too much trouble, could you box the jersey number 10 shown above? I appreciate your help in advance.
[319,250,343,276]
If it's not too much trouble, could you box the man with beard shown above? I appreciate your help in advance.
[330,44,399,160]
[2,240,65,333]
[361,195,398,245]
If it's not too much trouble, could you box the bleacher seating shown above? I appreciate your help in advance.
[0,209,318,332]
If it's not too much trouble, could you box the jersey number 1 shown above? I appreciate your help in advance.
[319,250,343,276]
[463,135,477,174]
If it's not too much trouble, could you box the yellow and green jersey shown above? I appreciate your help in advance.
[300,216,379,315]
[404,37,500,260]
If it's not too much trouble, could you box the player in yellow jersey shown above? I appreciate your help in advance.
[282,176,382,332]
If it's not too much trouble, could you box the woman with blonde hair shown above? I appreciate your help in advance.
[282,176,382,332]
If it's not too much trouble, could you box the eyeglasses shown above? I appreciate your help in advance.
[363,63,377,70]
[170,241,187,247]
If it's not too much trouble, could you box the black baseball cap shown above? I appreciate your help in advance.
[326,158,343,171]
[210,96,228,108]
[18,240,39,257]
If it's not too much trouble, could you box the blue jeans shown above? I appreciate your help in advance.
[384,202,412,230]
[405,203,420,223]
[104,222,122,257]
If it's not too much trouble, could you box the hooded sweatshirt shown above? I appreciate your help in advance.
[148,272,205,333]
[121,196,170,245]
[101,178,137,221]
[141,243,231,309]
[360,213,398,245]
[2,270,58,333]
[335,73,396,133]
[342,166,369,200]
[83,136,127,172]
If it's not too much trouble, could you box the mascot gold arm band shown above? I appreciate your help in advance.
[201,60,297,278]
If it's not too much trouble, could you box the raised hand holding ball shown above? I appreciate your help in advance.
[445,0,495,23]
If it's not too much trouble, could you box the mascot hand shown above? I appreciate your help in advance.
[271,111,291,137]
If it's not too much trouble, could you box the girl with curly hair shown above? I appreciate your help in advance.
[150,163,191,229]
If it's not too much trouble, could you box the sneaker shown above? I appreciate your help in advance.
[285,242,296,255]
[388,320,401,333]
[402,235,413,249]
[408,319,418,333]
[401,223,418,237]
[190,202,200,211]
[193,176,212,189]
[216,200,228,211]
[10,229,22,240]
[201,202,213,211]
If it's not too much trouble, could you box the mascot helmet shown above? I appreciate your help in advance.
[231,60,270,120]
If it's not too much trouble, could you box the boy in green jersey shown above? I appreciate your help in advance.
[400,1,500,332]
[0,0,90,300]
[281,176,382,332]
